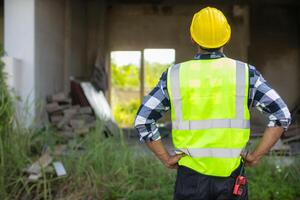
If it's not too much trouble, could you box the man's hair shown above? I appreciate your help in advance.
[199,46,222,52]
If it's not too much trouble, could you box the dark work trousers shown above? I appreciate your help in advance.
[174,164,248,200]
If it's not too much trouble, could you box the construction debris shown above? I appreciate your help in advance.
[53,161,67,177]
[80,82,120,136]
[25,146,70,181]
[26,153,53,175]
[26,152,55,182]
[29,80,120,182]
[46,92,96,139]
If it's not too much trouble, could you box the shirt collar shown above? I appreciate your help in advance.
[194,51,225,60]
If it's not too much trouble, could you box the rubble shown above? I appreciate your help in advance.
[26,152,55,182]
[26,153,53,175]
[46,92,96,139]
[26,80,119,182]
[26,152,68,181]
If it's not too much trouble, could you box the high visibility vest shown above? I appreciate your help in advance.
[167,57,250,177]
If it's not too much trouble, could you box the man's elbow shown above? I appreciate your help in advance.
[134,115,146,129]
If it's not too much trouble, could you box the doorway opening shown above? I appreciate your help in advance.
[110,49,175,127]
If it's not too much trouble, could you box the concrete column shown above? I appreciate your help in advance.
[4,0,36,123]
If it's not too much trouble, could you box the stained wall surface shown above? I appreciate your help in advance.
[248,4,300,128]
[107,4,250,63]
[249,4,299,108]
[35,0,65,99]
[35,0,107,98]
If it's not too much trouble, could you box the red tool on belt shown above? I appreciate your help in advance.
[233,152,247,196]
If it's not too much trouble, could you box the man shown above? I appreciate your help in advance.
[134,7,291,200]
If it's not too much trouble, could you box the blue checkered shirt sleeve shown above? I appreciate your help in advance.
[248,65,291,129]
[134,71,170,142]
[135,65,291,142]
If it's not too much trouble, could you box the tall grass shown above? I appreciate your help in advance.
[0,46,15,198]
[0,122,300,199]
[247,156,300,200]
[1,124,175,200]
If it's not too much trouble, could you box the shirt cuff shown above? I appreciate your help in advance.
[267,119,291,131]
[139,129,161,142]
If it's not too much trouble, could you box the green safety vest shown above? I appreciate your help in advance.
[167,57,250,177]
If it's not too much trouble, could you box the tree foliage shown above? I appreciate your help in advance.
[111,62,171,127]
[144,62,170,90]
[111,63,140,89]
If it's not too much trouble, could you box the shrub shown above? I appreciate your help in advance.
[113,99,140,127]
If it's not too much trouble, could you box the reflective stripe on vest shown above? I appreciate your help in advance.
[177,148,242,158]
[169,61,249,131]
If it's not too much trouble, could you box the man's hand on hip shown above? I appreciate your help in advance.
[162,154,183,169]
[241,152,261,167]
[242,127,284,167]
[146,139,183,169]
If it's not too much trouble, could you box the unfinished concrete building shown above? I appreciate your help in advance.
[2,0,300,148]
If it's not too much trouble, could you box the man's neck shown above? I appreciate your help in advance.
[197,47,224,54]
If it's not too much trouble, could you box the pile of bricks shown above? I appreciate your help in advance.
[46,92,97,139]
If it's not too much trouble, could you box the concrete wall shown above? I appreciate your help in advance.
[35,0,65,99]
[87,0,107,70]
[35,0,101,98]
[107,4,249,63]
[4,0,36,121]
[69,0,88,78]
[248,5,300,127]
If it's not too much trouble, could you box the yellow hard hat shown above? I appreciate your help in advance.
[190,7,231,49]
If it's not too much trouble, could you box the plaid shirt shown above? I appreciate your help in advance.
[135,53,291,142]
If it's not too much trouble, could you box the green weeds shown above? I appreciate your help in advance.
[1,125,175,200]
[0,122,300,199]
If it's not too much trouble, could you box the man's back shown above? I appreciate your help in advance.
[134,7,291,200]
[167,57,250,176]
